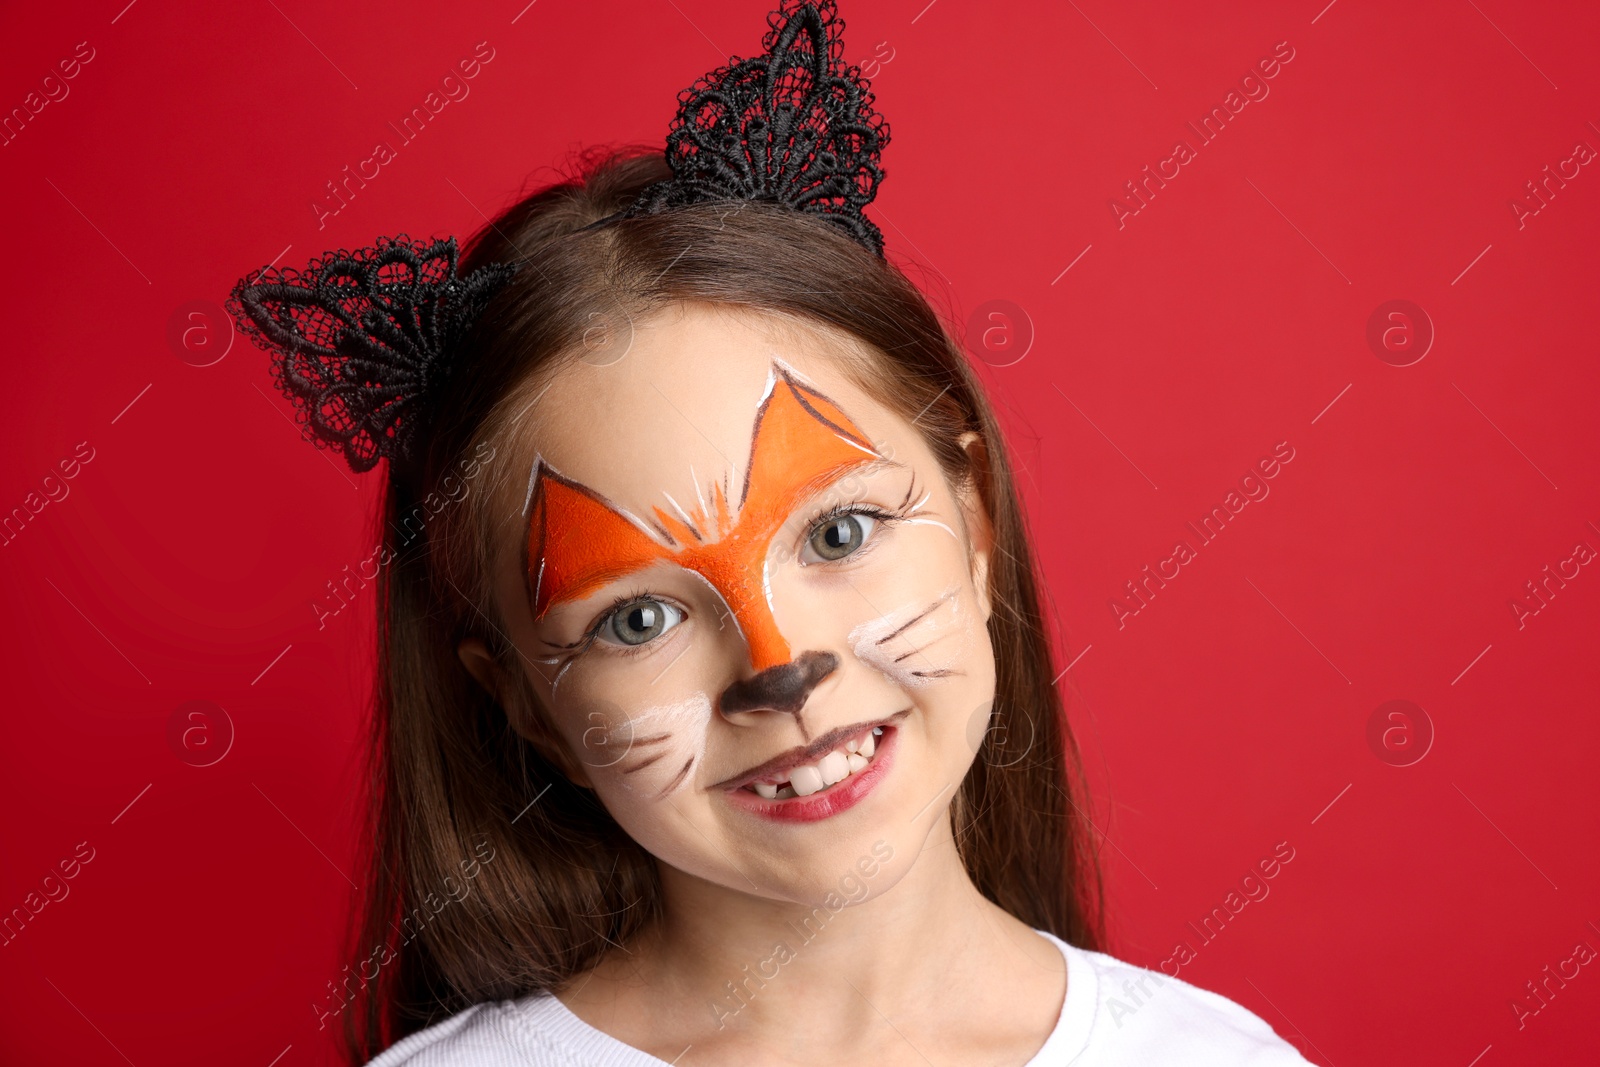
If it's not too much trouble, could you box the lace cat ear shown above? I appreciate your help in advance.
[226,235,516,473]
[622,0,892,256]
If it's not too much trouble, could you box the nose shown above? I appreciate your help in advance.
[718,650,838,717]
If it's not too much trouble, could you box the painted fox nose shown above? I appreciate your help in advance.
[718,650,838,716]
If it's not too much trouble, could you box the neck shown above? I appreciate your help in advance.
[628,811,1021,1034]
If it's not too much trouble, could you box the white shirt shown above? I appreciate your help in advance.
[366,928,1312,1065]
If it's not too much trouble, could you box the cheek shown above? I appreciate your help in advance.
[615,693,715,798]
[838,522,990,689]
[848,584,977,688]
[568,690,743,882]
[555,684,716,800]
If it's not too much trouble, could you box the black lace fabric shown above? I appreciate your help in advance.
[226,2,892,473]
[622,0,891,256]
[226,236,515,472]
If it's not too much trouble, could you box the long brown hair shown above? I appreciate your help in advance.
[339,146,1104,1063]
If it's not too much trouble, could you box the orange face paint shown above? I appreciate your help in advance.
[527,364,879,671]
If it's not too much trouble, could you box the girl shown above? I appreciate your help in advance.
[230,3,1312,1063]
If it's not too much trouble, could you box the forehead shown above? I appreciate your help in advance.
[517,304,901,510]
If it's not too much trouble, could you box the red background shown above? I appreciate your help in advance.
[2,0,1597,1063]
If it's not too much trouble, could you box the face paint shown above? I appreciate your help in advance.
[896,486,960,541]
[527,363,880,670]
[595,692,714,798]
[846,585,971,689]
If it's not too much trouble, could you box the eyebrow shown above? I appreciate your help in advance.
[779,456,909,518]
[841,456,907,480]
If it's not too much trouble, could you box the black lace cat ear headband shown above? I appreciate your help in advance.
[227,0,890,474]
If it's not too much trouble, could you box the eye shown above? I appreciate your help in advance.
[801,513,878,564]
[598,598,684,647]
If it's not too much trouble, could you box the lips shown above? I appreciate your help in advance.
[714,710,908,793]
[748,726,881,799]
[722,721,901,823]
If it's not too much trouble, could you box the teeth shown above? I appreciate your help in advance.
[747,726,888,800]
[789,764,825,796]
[818,751,850,786]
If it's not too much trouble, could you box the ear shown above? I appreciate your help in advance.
[456,637,595,791]
[457,636,502,700]
[954,431,996,624]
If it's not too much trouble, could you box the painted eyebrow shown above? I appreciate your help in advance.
[521,453,907,559]
[522,455,912,622]
[842,456,908,480]
[781,455,909,516]
[522,360,907,662]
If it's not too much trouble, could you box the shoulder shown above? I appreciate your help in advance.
[364,939,1314,1067]
[1033,930,1314,1065]
[360,994,581,1067]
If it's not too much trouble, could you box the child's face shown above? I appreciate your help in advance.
[480,302,997,904]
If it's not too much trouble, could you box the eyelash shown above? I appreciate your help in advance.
[797,501,898,563]
[570,488,918,657]
[576,587,671,659]
[795,469,922,549]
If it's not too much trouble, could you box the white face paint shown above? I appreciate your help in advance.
[899,487,959,540]
[847,584,972,689]
[598,692,715,798]
[498,304,999,905]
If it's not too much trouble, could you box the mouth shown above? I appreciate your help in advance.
[719,712,906,823]
[716,709,908,795]
[748,725,885,799]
